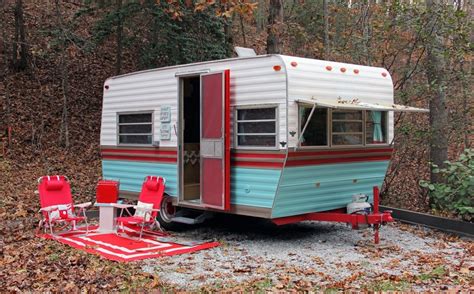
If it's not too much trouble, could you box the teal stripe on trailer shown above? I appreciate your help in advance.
[272,161,390,218]
[102,160,178,196]
[230,167,281,208]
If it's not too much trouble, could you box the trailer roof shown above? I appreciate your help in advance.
[107,54,278,80]
[106,54,389,81]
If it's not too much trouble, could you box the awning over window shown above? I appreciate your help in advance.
[296,98,429,113]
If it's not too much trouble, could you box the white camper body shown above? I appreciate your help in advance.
[100,54,425,221]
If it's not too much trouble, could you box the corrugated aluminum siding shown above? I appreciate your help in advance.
[231,167,281,208]
[102,160,178,195]
[102,160,279,208]
[279,55,395,148]
[272,160,390,218]
[100,55,288,148]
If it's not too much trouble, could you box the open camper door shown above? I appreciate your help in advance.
[200,70,231,210]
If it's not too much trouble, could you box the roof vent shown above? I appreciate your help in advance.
[234,47,257,57]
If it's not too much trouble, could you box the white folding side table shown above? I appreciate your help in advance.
[94,203,117,233]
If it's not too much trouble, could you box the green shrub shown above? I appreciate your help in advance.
[420,148,474,221]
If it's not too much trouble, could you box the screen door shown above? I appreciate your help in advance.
[200,70,230,210]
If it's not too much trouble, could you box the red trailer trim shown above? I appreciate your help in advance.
[224,69,231,210]
[285,155,391,167]
[288,148,393,157]
[272,210,393,227]
[102,155,177,163]
[101,148,177,155]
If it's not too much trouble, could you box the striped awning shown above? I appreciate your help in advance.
[296,98,429,113]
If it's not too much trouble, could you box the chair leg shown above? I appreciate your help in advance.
[84,218,89,235]
[81,209,89,234]
[155,219,162,232]
[115,222,120,236]
[48,220,54,237]
[37,220,43,235]
[139,223,145,240]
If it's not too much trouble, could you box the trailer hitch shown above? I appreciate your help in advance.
[273,186,393,244]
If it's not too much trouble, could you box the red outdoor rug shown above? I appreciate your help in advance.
[38,225,219,262]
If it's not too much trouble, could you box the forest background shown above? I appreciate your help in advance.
[0,0,472,224]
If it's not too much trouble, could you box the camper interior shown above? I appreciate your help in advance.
[181,76,201,202]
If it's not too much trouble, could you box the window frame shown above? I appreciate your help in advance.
[297,106,330,148]
[297,106,390,149]
[116,111,154,146]
[365,110,389,146]
[331,109,365,147]
[234,105,279,150]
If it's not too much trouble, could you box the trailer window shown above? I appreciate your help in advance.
[366,111,387,144]
[331,110,363,145]
[236,107,277,148]
[117,112,153,145]
[299,106,328,146]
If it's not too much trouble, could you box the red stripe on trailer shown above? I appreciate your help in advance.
[231,161,284,168]
[101,149,177,155]
[288,148,393,157]
[233,153,286,159]
[102,155,177,163]
[285,155,391,167]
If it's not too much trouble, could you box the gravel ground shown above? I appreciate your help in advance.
[142,215,473,291]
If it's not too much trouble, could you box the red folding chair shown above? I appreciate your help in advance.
[113,176,165,239]
[37,175,91,236]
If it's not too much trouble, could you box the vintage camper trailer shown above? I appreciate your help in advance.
[100,51,427,229]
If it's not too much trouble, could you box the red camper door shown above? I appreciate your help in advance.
[200,70,230,210]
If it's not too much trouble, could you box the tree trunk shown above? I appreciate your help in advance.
[115,0,123,75]
[425,0,448,187]
[1,0,10,146]
[256,0,266,33]
[239,13,247,47]
[55,0,69,148]
[12,0,28,71]
[362,0,372,65]
[266,0,283,54]
[223,15,234,56]
[323,0,330,59]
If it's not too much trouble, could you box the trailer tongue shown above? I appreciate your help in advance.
[272,186,393,244]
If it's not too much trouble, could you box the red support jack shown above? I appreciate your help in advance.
[272,186,393,244]
[373,186,380,244]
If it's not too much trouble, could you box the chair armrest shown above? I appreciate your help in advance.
[135,206,153,212]
[40,205,58,212]
[75,202,92,208]
[111,203,135,209]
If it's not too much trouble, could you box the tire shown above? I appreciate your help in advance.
[156,195,186,231]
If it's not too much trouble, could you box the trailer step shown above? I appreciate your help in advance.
[171,212,213,225]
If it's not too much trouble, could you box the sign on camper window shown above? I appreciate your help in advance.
[117,112,153,145]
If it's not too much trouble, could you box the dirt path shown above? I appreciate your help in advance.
[142,215,473,291]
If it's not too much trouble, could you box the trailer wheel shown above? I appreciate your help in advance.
[157,195,184,231]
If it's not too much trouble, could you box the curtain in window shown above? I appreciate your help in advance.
[371,111,383,142]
